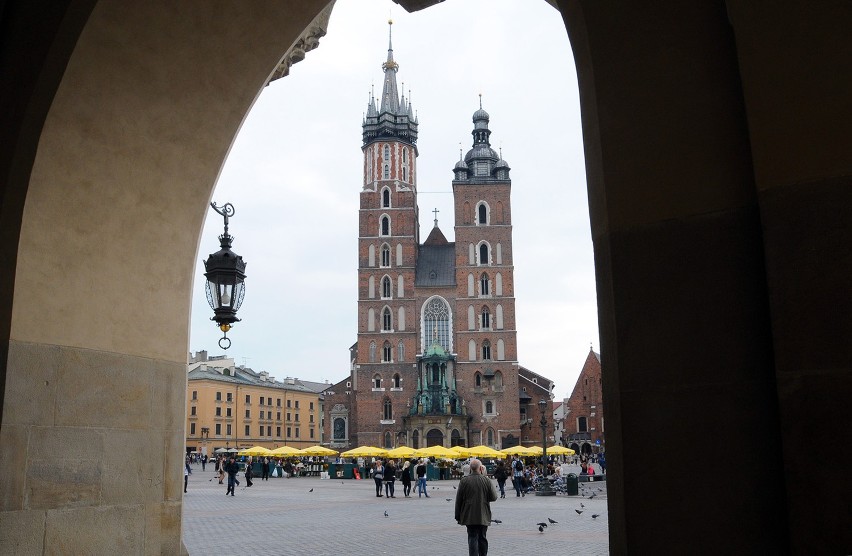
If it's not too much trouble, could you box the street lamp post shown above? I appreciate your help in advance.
[535,398,555,496]
[203,202,247,350]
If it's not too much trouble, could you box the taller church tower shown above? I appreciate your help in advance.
[355,21,421,448]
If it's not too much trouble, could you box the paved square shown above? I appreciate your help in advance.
[182,466,609,555]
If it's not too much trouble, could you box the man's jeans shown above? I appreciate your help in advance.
[417,477,428,496]
[466,524,488,556]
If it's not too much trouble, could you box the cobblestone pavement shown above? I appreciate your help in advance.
[182,467,609,555]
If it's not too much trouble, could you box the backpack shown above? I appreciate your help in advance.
[514,460,523,471]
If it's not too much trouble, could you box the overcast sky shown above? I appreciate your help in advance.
[190,0,598,398]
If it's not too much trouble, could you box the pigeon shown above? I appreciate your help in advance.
[575,509,584,515]
[384,511,388,517]
[536,522,548,528]
[580,503,585,508]
[538,525,544,532]
[490,519,502,524]
[592,514,600,519]
[308,488,313,492]
[445,498,452,502]
[453,486,457,489]
[547,518,558,524]
[588,493,596,500]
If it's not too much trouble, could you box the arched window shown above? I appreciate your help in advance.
[467,273,475,296]
[494,370,503,387]
[397,275,404,297]
[382,187,391,208]
[481,306,491,329]
[381,244,391,267]
[383,164,389,179]
[368,276,375,298]
[396,243,403,266]
[397,341,405,362]
[398,306,406,331]
[482,340,492,361]
[467,305,475,330]
[393,373,401,388]
[383,398,392,420]
[485,400,494,414]
[412,430,420,449]
[382,307,392,331]
[475,372,482,387]
[382,276,392,298]
[380,216,390,236]
[497,339,505,360]
[384,431,392,448]
[383,341,392,362]
[422,296,451,352]
[383,145,390,161]
[487,428,494,445]
[478,202,488,225]
[480,273,490,296]
[368,308,375,331]
[368,244,375,266]
[369,341,376,362]
[373,374,381,389]
[479,242,490,265]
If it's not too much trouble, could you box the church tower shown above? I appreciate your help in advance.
[451,102,522,449]
[355,21,421,449]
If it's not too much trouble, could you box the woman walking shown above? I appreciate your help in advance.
[384,459,397,498]
[400,460,413,497]
[373,460,385,497]
[493,460,508,498]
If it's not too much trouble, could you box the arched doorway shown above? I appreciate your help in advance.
[450,429,462,447]
[426,428,443,447]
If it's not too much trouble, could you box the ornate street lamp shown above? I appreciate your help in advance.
[203,202,247,349]
[535,398,555,496]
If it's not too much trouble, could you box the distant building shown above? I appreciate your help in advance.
[185,350,324,455]
[561,348,605,455]
[322,24,553,451]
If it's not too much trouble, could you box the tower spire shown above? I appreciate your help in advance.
[380,19,400,114]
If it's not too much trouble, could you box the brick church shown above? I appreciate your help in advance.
[323,23,553,451]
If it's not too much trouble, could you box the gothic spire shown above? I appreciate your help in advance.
[380,19,400,114]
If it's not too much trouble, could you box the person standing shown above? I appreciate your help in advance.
[416,458,429,498]
[512,457,524,497]
[400,460,413,497]
[384,459,397,498]
[493,460,508,499]
[454,459,498,556]
[373,460,385,497]
[184,458,191,494]
[261,457,270,481]
[224,456,239,496]
[201,454,207,472]
[244,456,254,487]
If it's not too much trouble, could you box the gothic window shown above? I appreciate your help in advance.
[397,275,404,297]
[402,167,408,181]
[481,306,491,329]
[383,165,389,179]
[397,342,404,362]
[467,305,475,330]
[381,244,390,267]
[368,276,375,298]
[382,187,391,208]
[495,273,503,296]
[468,339,476,361]
[412,430,419,449]
[468,243,475,264]
[487,428,494,445]
[496,243,502,264]
[383,341,392,362]
[373,374,382,389]
[383,307,392,331]
[368,244,375,266]
[475,372,482,387]
[482,340,492,361]
[380,216,390,236]
[478,242,490,265]
[383,398,392,420]
[368,308,375,331]
[382,276,392,298]
[485,400,494,414]
[396,243,403,265]
[422,296,451,352]
[383,145,390,161]
[393,373,401,388]
[494,370,503,387]
[369,341,376,363]
[480,273,490,296]
[477,202,488,225]
[497,339,505,360]
[467,273,475,296]
[398,306,406,331]
[578,416,588,432]
[496,305,504,329]
[384,431,393,448]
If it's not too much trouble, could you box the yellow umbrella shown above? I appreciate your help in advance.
[546,445,575,455]
[385,446,416,458]
[299,445,338,456]
[413,445,458,458]
[526,446,543,455]
[270,445,304,456]
[340,446,388,458]
[449,445,472,458]
[500,445,534,456]
[466,445,502,458]
[238,446,273,456]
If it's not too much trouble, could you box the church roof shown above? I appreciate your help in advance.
[415,240,456,287]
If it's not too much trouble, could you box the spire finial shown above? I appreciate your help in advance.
[433,207,440,228]
[479,93,483,109]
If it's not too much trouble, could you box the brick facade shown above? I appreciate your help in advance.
[562,349,605,454]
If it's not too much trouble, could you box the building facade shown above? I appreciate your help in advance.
[561,348,605,455]
[323,24,550,452]
[186,351,324,455]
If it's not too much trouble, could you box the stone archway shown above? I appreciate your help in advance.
[425,428,443,447]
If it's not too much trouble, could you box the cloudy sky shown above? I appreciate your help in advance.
[189,0,598,398]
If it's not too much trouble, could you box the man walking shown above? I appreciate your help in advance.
[454,458,498,556]
[224,456,239,496]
